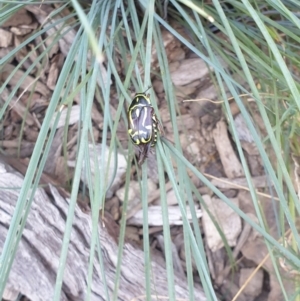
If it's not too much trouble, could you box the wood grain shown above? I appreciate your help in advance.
[0,161,207,301]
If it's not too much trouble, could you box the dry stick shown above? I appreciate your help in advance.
[182,98,224,104]
[182,92,274,104]
[204,172,280,201]
[232,253,270,301]
[131,295,187,301]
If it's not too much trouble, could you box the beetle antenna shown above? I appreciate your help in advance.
[143,85,152,94]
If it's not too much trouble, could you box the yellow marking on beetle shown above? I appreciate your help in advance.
[141,137,152,143]
[127,89,160,151]
[131,131,139,137]
[134,94,151,104]
[129,104,149,111]
[128,113,133,128]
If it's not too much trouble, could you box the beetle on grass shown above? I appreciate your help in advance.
[127,88,160,165]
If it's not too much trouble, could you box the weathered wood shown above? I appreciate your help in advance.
[0,161,207,301]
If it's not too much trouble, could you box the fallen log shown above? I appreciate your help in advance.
[0,161,206,301]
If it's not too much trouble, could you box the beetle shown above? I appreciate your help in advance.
[127,89,160,165]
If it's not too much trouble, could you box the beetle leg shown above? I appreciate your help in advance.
[156,118,164,136]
